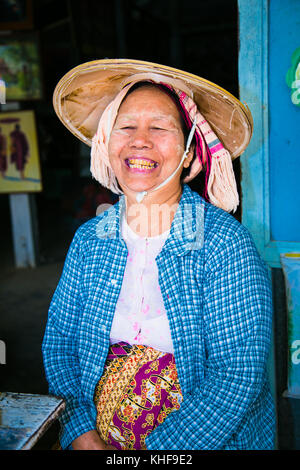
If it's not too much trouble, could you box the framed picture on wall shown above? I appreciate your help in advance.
[0,33,43,101]
[0,0,33,31]
[0,110,42,193]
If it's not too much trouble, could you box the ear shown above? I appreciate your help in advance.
[183,143,195,168]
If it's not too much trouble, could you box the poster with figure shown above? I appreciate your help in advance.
[0,110,42,193]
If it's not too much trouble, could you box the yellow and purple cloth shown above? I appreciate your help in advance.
[94,342,183,450]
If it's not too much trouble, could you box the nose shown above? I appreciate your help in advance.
[129,127,152,149]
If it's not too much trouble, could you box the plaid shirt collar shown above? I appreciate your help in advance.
[96,184,205,257]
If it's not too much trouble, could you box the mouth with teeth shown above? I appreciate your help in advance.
[125,158,158,171]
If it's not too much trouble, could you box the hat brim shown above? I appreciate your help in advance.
[53,58,253,159]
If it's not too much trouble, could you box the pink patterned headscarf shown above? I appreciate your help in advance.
[91,79,239,213]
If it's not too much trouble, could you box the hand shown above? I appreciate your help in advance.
[71,430,117,450]
[104,443,117,450]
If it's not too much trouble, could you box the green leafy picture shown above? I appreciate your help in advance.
[0,34,42,101]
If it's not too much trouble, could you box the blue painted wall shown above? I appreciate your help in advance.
[269,0,300,242]
[239,0,300,449]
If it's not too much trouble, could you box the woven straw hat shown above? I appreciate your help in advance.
[53,58,253,160]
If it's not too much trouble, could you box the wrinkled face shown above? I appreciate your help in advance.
[108,86,192,198]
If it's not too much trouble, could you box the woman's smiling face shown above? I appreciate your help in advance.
[108,85,190,198]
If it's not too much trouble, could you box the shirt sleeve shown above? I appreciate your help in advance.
[145,227,274,450]
[42,229,96,449]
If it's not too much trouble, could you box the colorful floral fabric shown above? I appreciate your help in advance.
[94,342,182,450]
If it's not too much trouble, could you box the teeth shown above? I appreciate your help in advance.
[128,159,156,169]
[130,164,152,169]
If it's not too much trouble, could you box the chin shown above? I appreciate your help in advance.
[124,184,153,195]
[120,177,158,194]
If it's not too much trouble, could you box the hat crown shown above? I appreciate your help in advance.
[120,72,193,98]
[53,58,253,158]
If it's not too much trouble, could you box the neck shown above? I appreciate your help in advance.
[124,184,183,238]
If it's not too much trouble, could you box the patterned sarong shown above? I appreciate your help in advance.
[94,342,183,450]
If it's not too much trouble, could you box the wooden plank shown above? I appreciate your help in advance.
[0,392,65,450]
[9,193,38,268]
[238,0,269,257]
[238,0,300,267]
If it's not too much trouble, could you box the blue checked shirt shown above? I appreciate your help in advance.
[42,184,275,450]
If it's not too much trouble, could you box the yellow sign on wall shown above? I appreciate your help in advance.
[0,110,42,193]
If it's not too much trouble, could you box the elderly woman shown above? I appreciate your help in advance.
[42,60,275,450]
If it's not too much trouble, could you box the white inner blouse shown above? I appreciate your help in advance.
[109,214,174,354]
